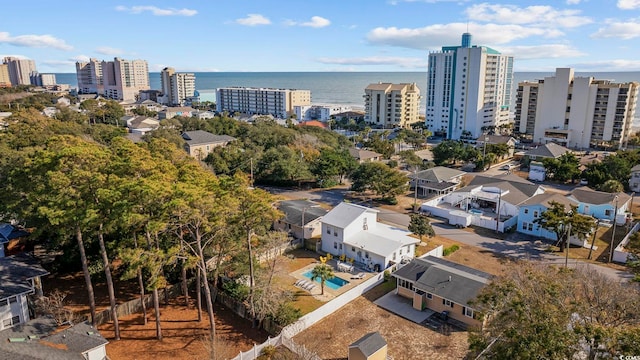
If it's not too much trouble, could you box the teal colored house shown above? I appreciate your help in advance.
[567,187,631,224]
[517,193,578,241]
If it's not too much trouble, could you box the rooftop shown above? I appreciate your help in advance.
[182,130,236,146]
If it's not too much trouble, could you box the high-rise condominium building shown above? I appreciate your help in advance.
[0,64,10,87]
[75,57,149,101]
[216,87,311,118]
[3,57,37,86]
[160,67,196,106]
[76,58,104,94]
[29,73,56,87]
[514,68,638,150]
[363,82,421,128]
[425,33,514,140]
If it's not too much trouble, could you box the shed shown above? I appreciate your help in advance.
[348,332,387,360]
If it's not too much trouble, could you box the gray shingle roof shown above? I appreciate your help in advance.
[321,202,377,229]
[0,254,49,300]
[409,166,466,183]
[349,332,386,357]
[631,164,640,173]
[568,187,631,206]
[0,318,108,360]
[521,192,577,209]
[460,174,542,205]
[476,135,516,144]
[277,200,328,226]
[182,130,236,146]
[349,148,381,161]
[524,143,570,159]
[393,256,492,308]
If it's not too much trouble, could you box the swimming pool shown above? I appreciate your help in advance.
[469,209,483,215]
[302,270,350,290]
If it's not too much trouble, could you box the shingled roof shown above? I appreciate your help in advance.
[181,130,236,146]
[277,200,328,226]
[524,143,570,159]
[0,254,49,300]
[568,187,631,206]
[349,332,387,358]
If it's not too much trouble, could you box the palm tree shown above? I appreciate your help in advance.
[310,264,334,295]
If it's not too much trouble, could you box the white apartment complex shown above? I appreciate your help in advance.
[29,73,56,86]
[514,68,639,149]
[3,57,37,86]
[76,57,149,101]
[76,58,104,94]
[363,82,421,128]
[425,33,514,140]
[216,87,311,118]
[294,104,353,121]
[160,67,196,106]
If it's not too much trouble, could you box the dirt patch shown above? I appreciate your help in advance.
[99,298,268,360]
[423,235,511,277]
[293,296,469,360]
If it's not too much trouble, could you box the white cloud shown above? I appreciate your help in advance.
[41,55,92,68]
[95,46,123,55]
[366,23,563,50]
[0,32,72,51]
[566,0,581,4]
[285,16,331,28]
[568,59,640,71]
[618,0,640,10]
[465,4,592,28]
[115,5,197,16]
[316,56,426,68]
[592,19,640,39]
[499,44,587,59]
[235,14,271,26]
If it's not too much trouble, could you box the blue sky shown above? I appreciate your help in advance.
[2,0,640,73]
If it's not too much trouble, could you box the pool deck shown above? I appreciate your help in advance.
[290,260,373,302]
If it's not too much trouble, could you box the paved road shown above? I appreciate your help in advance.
[262,186,634,281]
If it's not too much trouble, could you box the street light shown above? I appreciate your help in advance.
[609,195,619,263]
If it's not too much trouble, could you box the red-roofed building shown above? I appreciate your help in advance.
[298,120,327,129]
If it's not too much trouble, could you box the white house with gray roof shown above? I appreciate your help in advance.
[0,317,108,360]
[420,174,545,232]
[629,164,640,193]
[392,256,491,329]
[181,130,236,160]
[321,202,419,271]
[408,166,466,196]
[0,254,49,331]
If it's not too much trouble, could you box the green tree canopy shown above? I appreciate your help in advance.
[408,214,435,243]
[350,162,408,203]
[535,202,595,251]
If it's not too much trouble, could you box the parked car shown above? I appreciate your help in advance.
[500,164,515,171]
[580,179,588,185]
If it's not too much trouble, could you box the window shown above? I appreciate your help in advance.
[463,307,474,318]
[427,293,433,299]
[528,223,533,231]
[398,279,414,291]
[8,297,17,304]
[443,299,454,308]
[533,211,539,218]
[351,247,355,252]
[524,209,529,214]
[399,248,403,255]
[333,242,337,249]
[522,222,528,230]
[326,226,331,234]
[334,230,338,236]
[365,252,369,259]
[605,209,613,217]
[339,244,342,250]
[392,252,396,261]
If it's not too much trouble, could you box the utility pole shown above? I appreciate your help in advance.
[565,222,572,268]
[250,158,254,187]
[588,219,599,260]
[413,168,418,212]
[609,195,619,263]
[495,192,501,233]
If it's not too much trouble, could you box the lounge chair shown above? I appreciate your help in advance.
[294,279,304,286]
[305,284,316,291]
[351,273,365,280]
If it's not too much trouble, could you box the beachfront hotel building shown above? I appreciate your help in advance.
[0,64,10,87]
[3,57,37,86]
[216,87,311,118]
[364,82,421,128]
[76,57,149,101]
[514,68,639,150]
[425,33,514,140]
[160,67,196,106]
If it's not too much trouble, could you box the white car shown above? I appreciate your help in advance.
[500,164,515,171]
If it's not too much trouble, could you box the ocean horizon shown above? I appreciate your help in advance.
[53,71,640,116]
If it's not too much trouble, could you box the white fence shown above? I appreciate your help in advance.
[419,244,443,258]
[281,268,389,338]
[613,222,640,263]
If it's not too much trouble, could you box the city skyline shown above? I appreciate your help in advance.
[2,1,640,73]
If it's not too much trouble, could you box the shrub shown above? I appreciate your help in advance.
[222,280,249,301]
[273,303,302,326]
[387,160,398,168]
[383,270,391,281]
[443,244,460,256]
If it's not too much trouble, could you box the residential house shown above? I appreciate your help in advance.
[392,256,492,329]
[321,202,419,271]
[54,97,71,107]
[475,135,517,158]
[517,192,578,241]
[0,254,48,330]
[349,148,382,163]
[523,143,571,181]
[274,200,328,240]
[421,174,545,232]
[125,116,159,135]
[348,332,387,360]
[0,223,29,258]
[41,107,58,118]
[193,110,215,120]
[158,106,195,120]
[630,164,640,193]
[182,130,236,160]
[0,317,108,360]
[408,166,466,196]
[567,187,632,224]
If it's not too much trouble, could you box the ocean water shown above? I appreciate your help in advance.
[54,71,640,113]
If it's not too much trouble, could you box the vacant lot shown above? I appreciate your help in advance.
[294,294,469,360]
